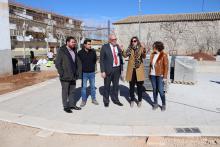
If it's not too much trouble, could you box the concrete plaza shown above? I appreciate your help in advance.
[0,71,219,136]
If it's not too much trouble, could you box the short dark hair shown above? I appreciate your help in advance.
[66,36,76,44]
[153,41,164,52]
[84,39,91,45]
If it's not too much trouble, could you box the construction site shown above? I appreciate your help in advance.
[0,0,220,147]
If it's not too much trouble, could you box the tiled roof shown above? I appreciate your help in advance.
[114,12,220,25]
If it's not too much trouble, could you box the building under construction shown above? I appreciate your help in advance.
[9,1,83,58]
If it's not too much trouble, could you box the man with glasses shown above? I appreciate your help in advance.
[100,34,124,107]
[78,39,99,107]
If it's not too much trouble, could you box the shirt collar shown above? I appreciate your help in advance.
[110,43,117,48]
[66,46,75,52]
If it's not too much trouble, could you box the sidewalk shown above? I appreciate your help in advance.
[0,71,219,136]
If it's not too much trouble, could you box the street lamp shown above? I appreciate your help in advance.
[22,20,28,72]
[202,0,205,12]
[46,19,53,54]
[22,20,28,59]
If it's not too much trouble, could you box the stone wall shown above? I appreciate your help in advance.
[114,20,220,55]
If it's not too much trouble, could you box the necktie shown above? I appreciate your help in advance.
[113,46,118,65]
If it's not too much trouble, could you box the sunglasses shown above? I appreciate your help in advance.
[132,40,137,42]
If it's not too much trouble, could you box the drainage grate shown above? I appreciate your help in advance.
[175,128,201,133]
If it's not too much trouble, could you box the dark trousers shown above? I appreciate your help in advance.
[129,69,144,102]
[170,67,175,82]
[150,75,166,105]
[103,66,121,104]
[48,58,54,61]
[60,80,76,108]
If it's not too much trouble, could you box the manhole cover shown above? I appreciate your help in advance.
[175,128,201,133]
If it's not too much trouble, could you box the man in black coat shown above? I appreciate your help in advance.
[78,39,99,107]
[55,36,81,113]
[100,34,124,107]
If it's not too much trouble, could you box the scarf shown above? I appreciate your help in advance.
[126,45,142,69]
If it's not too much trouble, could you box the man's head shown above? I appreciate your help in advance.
[66,36,77,49]
[108,34,117,46]
[83,39,92,50]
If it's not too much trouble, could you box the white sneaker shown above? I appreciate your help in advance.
[137,101,142,108]
[92,99,99,105]
[152,104,159,110]
[161,105,166,111]
[80,100,87,107]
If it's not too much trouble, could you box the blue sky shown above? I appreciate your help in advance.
[14,0,220,26]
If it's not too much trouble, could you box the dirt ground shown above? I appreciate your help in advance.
[0,71,58,95]
[0,121,219,147]
[191,52,216,61]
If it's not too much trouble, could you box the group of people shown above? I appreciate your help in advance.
[55,34,168,113]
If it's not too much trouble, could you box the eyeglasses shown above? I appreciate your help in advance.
[111,38,117,41]
[132,40,137,42]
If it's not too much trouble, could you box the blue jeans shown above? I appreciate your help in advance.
[150,75,166,105]
[81,72,96,101]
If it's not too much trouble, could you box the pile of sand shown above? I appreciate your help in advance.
[191,52,216,61]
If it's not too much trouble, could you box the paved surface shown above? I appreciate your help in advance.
[0,72,219,136]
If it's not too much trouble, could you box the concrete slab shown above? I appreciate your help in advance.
[0,72,219,136]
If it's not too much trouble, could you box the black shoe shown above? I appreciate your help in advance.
[104,103,109,107]
[64,108,72,113]
[115,101,123,106]
[70,106,82,110]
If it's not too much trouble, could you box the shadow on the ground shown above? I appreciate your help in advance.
[210,80,220,84]
[74,87,82,104]
[74,86,98,104]
[167,98,220,114]
[99,85,154,106]
[142,87,154,107]
[99,85,129,104]
[119,85,131,104]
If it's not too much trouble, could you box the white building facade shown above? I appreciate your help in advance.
[0,0,13,76]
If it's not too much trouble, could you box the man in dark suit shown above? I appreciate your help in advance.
[100,34,123,107]
[55,36,81,113]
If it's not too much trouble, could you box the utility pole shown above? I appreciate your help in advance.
[22,20,28,59]
[22,19,28,72]
[46,18,53,54]
[108,20,110,36]
[46,25,49,53]
[138,0,142,40]
[202,0,205,12]
[22,20,26,59]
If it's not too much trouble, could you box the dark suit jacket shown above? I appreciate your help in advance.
[55,45,80,81]
[100,43,123,75]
